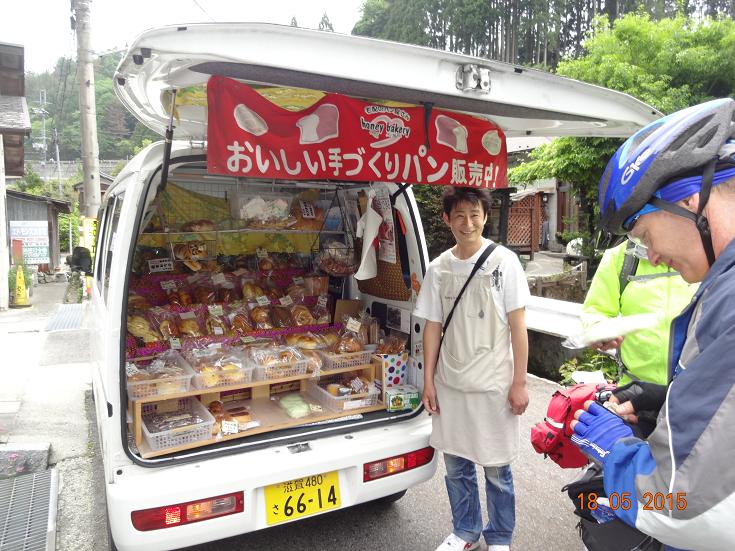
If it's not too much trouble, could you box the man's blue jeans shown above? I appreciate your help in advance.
[443,453,515,546]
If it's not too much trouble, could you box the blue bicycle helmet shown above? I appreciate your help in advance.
[599,98,735,265]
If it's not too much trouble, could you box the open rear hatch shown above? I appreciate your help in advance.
[116,23,659,462]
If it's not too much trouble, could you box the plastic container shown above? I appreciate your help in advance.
[186,348,253,389]
[250,346,310,380]
[306,380,380,412]
[141,398,215,451]
[319,350,373,371]
[126,352,194,399]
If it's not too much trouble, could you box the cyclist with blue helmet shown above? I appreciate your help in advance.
[570,98,735,550]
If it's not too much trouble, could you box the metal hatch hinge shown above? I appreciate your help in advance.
[456,64,491,93]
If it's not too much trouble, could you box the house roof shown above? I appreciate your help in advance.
[6,188,72,214]
[0,42,29,177]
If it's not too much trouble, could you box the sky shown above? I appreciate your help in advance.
[1,0,366,74]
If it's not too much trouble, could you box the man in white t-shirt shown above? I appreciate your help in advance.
[414,186,530,551]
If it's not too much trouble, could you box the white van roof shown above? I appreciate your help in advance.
[114,23,659,141]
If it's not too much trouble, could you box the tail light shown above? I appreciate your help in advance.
[131,491,244,531]
[363,447,435,482]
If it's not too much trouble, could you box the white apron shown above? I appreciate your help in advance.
[430,247,520,466]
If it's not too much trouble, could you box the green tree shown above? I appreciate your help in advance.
[511,15,735,241]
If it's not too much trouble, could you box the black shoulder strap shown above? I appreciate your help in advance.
[440,242,497,346]
[619,240,640,296]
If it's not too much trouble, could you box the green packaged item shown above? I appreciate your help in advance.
[278,393,312,419]
[385,385,420,412]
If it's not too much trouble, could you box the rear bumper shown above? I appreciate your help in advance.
[108,414,434,551]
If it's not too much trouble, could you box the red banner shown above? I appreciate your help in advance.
[207,76,507,188]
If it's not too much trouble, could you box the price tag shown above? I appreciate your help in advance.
[241,336,256,344]
[346,317,362,333]
[213,327,224,336]
[256,295,271,306]
[148,259,174,273]
[279,295,294,307]
[233,269,248,277]
[169,338,181,349]
[317,294,328,309]
[212,273,227,285]
[292,276,305,285]
[221,420,239,435]
[180,311,196,320]
[160,280,177,291]
[256,248,268,259]
[299,200,316,219]
[208,305,224,316]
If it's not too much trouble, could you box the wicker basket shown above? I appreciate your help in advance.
[306,380,380,412]
[141,398,214,451]
[319,350,373,371]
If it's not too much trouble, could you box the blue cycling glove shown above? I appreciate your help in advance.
[571,402,633,464]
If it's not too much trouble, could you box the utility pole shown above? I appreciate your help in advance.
[73,0,101,219]
[0,135,8,310]
[53,128,63,196]
[31,90,48,164]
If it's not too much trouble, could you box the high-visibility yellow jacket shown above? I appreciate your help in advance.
[581,241,698,385]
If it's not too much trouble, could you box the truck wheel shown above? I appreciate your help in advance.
[376,490,407,505]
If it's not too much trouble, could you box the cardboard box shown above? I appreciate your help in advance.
[373,351,409,387]
[385,385,420,412]
[334,299,362,324]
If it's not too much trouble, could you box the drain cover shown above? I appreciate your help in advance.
[45,305,84,332]
[0,469,58,551]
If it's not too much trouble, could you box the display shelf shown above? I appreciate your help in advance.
[136,398,385,459]
[142,228,344,236]
[129,363,377,457]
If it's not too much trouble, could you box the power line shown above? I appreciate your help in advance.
[191,0,216,21]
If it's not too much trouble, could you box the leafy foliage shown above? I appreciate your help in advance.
[411,185,454,260]
[559,348,619,385]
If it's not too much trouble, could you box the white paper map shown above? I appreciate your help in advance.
[562,313,659,349]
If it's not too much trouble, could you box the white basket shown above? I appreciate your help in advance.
[253,359,309,381]
[306,380,380,412]
[126,357,194,399]
[192,364,253,390]
[141,398,214,451]
[319,350,373,371]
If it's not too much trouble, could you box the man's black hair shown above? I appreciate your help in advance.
[442,186,492,217]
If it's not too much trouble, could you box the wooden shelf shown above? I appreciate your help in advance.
[129,363,377,458]
[137,397,385,459]
[142,228,344,236]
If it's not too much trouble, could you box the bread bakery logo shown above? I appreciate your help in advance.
[361,105,412,148]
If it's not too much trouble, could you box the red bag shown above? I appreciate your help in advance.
[530,383,616,469]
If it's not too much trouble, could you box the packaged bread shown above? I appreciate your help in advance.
[242,281,266,301]
[272,306,295,328]
[284,332,326,350]
[127,315,161,344]
[300,350,323,373]
[193,286,216,305]
[185,347,248,388]
[249,304,274,330]
[176,309,205,338]
[376,334,408,354]
[126,351,192,398]
[291,199,324,231]
[148,307,181,340]
[205,310,230,337]
[143,409,208,433]
[250,346,305,369]
[311,295,330,324]
[228,304,254,335]
[277,393,312,419]
[291,304,316,327]
[127,293,151,311]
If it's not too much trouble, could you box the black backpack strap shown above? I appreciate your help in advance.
[440,243,497,346]
[619,240,640,297]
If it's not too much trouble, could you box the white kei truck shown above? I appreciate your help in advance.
[88,23,658,550]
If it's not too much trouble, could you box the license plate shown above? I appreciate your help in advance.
[264,471,341,525]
